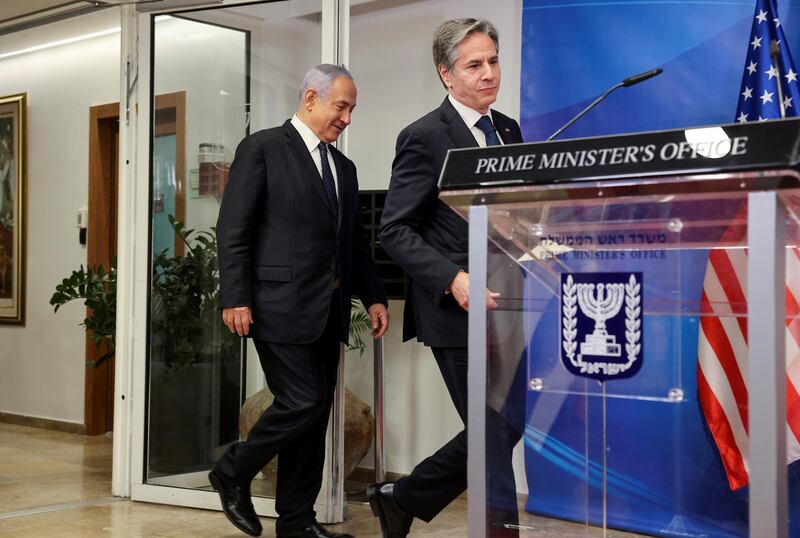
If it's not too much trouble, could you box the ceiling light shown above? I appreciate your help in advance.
[0,27,121,61]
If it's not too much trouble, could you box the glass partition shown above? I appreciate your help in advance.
[440,172,800,536]
[145,0,321,500]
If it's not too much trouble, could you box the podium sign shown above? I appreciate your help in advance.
[442,121,800,538]
[439,118,800,190]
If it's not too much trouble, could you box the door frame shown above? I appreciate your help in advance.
[87,92,185,436]
[113,0,351,523]
[86,102,119,436]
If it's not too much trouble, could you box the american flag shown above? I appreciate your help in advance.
[698,0,800,490]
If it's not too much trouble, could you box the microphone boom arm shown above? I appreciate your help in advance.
[546,82,623,141]
[546,67,663,141]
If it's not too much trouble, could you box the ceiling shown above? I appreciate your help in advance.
[0,1,229,35]
[0,1,86,25]
[0,0,417,36]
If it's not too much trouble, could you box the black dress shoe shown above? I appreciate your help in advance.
[366,481,413,538]
[208,470,263,537]
[278,521,354,538]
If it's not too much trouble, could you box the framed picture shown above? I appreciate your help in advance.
[0,93,26,325]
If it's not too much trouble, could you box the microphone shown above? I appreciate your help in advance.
[622,68,663,87]
[546,67,664,141]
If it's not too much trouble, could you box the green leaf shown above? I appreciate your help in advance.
[54,216,371,377]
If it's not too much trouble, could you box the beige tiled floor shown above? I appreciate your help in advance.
[0,423,642,537]
[0,423,112,513]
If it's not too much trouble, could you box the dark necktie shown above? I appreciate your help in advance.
[317,142,338,221]
[475,115,501,146]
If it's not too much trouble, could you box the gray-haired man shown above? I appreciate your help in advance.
[369,18,524,538]
[211,63,389,538]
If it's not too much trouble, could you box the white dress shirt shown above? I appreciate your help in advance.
[290,114,339,197]
[448,94,504,147]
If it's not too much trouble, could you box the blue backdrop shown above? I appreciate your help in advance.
[519,1,800,536]
[521,0,800,140]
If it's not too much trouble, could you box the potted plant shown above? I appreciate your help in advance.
[51,216,372,367]
[51,216,242,471]
[51,263,116,366]
[52,216,375,476]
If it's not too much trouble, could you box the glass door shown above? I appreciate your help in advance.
[146,11,249,491]
[131,0,333,518]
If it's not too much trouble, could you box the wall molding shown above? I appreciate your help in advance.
[0,411,85,435]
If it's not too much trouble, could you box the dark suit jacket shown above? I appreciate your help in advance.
[378,97,523,347]
[217,120,387,344]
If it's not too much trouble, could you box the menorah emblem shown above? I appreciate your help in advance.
[561,272,643,381]
[576,282,625,357]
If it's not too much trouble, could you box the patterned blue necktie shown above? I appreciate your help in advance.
[475,115,501,146]
[317,142,338,221]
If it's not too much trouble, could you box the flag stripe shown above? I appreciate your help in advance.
[709,249,748,338]
[783,255,800,442]
[788,423,800,463]
[698,330,750,459]
[786,288,800,359]
[787,375,800,445]
[787,357,800,446]
[703,264,748,372]
[699,292,750,431]
[786,251,800,349]
[698,365,749,490]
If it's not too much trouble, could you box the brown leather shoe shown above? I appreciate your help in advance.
[366,481,413,538]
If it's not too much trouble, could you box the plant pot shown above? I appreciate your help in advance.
[239,387,373,480]
[147,358,241,476]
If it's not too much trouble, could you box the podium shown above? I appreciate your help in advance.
[438,120,800,538]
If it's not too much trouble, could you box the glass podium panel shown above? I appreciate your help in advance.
[444,172,800,537]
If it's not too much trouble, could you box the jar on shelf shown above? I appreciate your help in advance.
[198,142,230,197]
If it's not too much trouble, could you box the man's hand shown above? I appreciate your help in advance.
[368,303,390,339]
[222,306,253,336]
[447,270,500,312]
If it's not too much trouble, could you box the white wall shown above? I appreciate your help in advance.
[344,0,524,477]
[0,9,121,425]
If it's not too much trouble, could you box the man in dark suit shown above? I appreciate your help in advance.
[369,18,524,538]
[211,64,389,538]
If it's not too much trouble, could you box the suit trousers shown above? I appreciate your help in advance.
[215,291,342,533]
[394,346,524,529]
